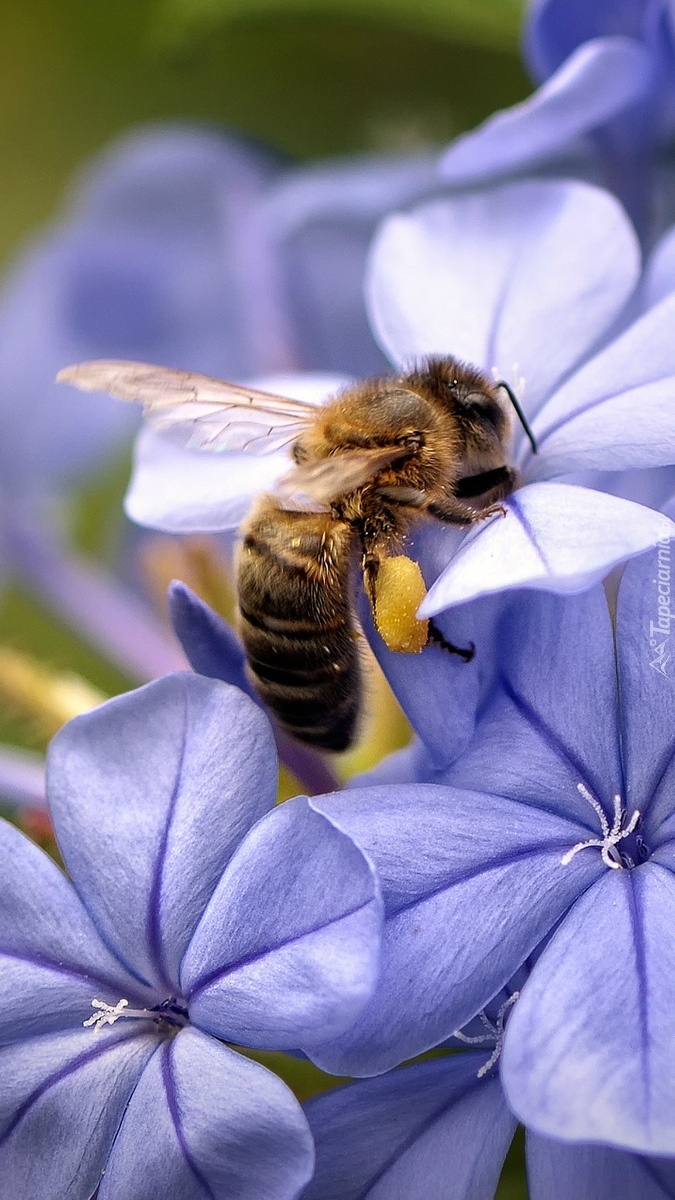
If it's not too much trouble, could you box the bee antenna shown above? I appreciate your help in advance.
[495,380,537,454]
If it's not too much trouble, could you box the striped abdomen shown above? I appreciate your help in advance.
[237,499,361,751]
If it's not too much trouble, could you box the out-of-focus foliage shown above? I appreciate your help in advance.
[0,0,529,265]
[155,0,526,53]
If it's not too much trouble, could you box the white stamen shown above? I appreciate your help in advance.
[561,784,640,870]
[476,991,520,1079]
[453,1029,494,1046]
[83,998,129,1031]
[452,990,521,1078]
[83,997,158,1033]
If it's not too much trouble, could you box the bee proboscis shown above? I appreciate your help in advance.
[58,356,534,751]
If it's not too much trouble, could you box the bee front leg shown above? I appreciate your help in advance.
[428,495,507,525]
[427,620,475,662]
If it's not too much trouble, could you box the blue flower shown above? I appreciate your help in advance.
[308,541,675,1153]
[367,178,675,612]
[439,0,675,239]
[0,672,382,1197]
[302,1042,675,1199]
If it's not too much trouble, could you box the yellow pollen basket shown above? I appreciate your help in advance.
[373,555,429,653]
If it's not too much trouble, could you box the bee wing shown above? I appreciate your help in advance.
[57,359,316,455]
[276,444,406,510]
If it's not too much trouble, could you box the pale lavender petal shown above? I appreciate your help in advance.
[125,372,349,533]
[310,786,602,1075]
[527,292,675,479]
[640,223,675,309]
[183,797,382,1049]
[502,863,675,1153]
[367,181,639,421]
[0,1025,156,1200]
[440,39,651,187]
[125,427,288,533]
[48,674,277,992]
[0,818,152,1044]
[527,1131,675,1200]
[100,1028,314,1200]
[7,521,185,681]
[0,745,45,811]
[419,484,675,615]
[303,1056,515,1200]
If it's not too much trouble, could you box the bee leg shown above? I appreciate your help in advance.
[426,621,475,662]
[361,550,381,610]
[429,495,507,525]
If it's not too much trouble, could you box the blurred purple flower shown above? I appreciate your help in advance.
[308,543,675,1154]
[440,0,675,239]
[0,672,383,1197]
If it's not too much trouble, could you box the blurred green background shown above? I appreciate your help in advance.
[0,2,530,1191]
[0,0,529,262]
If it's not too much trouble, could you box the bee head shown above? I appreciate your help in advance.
[410,357,536,455]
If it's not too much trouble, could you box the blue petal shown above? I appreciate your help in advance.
[183,797,382,1049]
[440,39,651,188]
[418,484,675,612]
[310,786,602,1075]
[367,180,640,423]
[168,581,253,699]
[527,1130,675,1200]
[48,673,277,992]
[303,1055,515,1199]
[525,0,649,80]
[99,1027,314,1200]
[502,863,675,1152]
[444,585,623,828]
[0,1025,156,1200]
[0,819,152,1045]
[615,546,675,844]
[527,292,675,479]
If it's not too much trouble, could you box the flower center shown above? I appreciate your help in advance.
[453,990,520,1078]
[83,996,189,1035]
[561,783,641,870]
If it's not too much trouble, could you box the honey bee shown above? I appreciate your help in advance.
[58,356,535,751]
